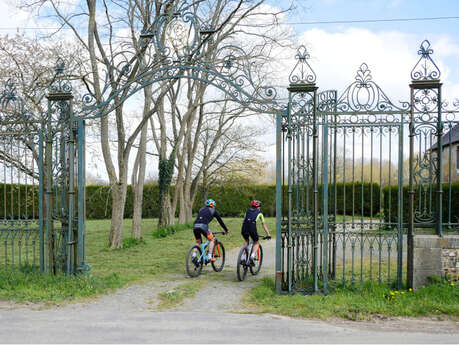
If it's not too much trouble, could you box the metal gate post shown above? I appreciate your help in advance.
[44,98,54,273]
[408,86,415,289]
[322,114,329,294]
[436,85,443,237]
[38,129,44,272]
[287,93,293,292]
[275,111,283,294]
[408,40,443,288]
[77,118,88,273]
[397,117,404,290]
[67,95,75,275]
[332,93,338,281]
[285,45,317,293]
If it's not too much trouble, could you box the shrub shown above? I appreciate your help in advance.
[152,222,193,238]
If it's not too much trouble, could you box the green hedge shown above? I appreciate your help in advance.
[319,183,381,217]
[0,182,382,220]
[382,183,459,224]
[85,184,276,219]
[84,183,380,219]
[0,184,39,219]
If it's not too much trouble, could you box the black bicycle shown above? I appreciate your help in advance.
[236,236,271,281]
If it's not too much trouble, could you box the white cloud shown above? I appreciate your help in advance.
[291,27,459,104]
[0,2,31,33]
[388,0,403,8]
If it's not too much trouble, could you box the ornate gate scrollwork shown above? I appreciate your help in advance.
[43,59,87,274]
[276,39,457,294]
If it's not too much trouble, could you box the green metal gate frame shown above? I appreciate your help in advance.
[2,6,285,274]
[42,58,88,274]
[0,59,87,275]
[276,40,459,294]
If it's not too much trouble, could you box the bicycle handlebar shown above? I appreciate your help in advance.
[213,231,227,235]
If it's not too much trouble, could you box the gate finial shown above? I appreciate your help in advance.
[289,45,316,85]
[410,40,441,81]
[48,57,72,95]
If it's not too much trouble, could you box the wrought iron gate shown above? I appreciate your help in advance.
[0,80,42,270]
[276,41,459,294]
[0,60,87,274]
[43,59,87,274]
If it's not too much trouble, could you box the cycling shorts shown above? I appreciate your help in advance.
[241,227,259,242]
[193,224,213,241]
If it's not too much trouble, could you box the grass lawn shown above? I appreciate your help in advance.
[248,277,459,320]
[0,217,276,303]
[87,217,276,283]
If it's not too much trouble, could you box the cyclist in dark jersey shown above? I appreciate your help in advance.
[241,200,271,265]
[192,199,228,262]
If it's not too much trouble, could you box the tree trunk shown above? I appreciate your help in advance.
[109,182,127,249]
[131,122,148,239]
[159,187,173,227]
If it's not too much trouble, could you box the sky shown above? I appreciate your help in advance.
[257,0,459,166]
[1,0,458,181]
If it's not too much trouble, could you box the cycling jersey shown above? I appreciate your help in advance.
[193,206,228,241]
[193,206,228,232]
[241,208,264,242]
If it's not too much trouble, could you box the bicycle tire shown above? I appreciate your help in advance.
[236,246,249,281]
[250,244,263,275]
[211,240,225,272]
[186,245,203,277]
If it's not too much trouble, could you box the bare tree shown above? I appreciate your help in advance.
[0,34,85,169]
[17,0,292,246]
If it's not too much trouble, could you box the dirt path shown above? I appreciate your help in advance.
[0,241,458,343]
[169,240,275,313]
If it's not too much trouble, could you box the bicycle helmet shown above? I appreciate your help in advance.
[205,199,216,208]
[250,200,261,208]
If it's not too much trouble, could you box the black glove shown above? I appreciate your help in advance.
[224,231,229,235]
[265,235,272,240]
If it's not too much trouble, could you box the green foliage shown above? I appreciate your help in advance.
[382,183,459,225]
[0,184,39,219]
[84,182,382,220]
[319,183,381,217]
[0,268,123,303]
[158,150,176,224]
[121,237,146,249]
[84,184,277,219]
[3,182,381,220]
[152,222,193,238]
[249,278,459,319]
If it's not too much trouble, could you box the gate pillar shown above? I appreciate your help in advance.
[44,59,87,274]
[408,40,443,287]
[277,46,320,293]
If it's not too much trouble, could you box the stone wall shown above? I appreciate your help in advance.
[442,248,459,281]
[413,235,459,289]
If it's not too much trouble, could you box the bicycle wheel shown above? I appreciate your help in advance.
[236,246,249,281]
[211,240,225,272]
[186,245,203,277]
[250,244,263,275]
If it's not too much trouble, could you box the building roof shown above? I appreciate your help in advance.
[430,123,459,150]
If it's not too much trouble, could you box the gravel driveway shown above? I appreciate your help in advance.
[0,240,457,344]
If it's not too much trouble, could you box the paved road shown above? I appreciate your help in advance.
[0,240,457,343]
[0,308,457,343]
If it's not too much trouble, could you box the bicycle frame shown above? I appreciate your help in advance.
[195,241,210,265]
[195,237,222,264]
[242,241,261,266]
